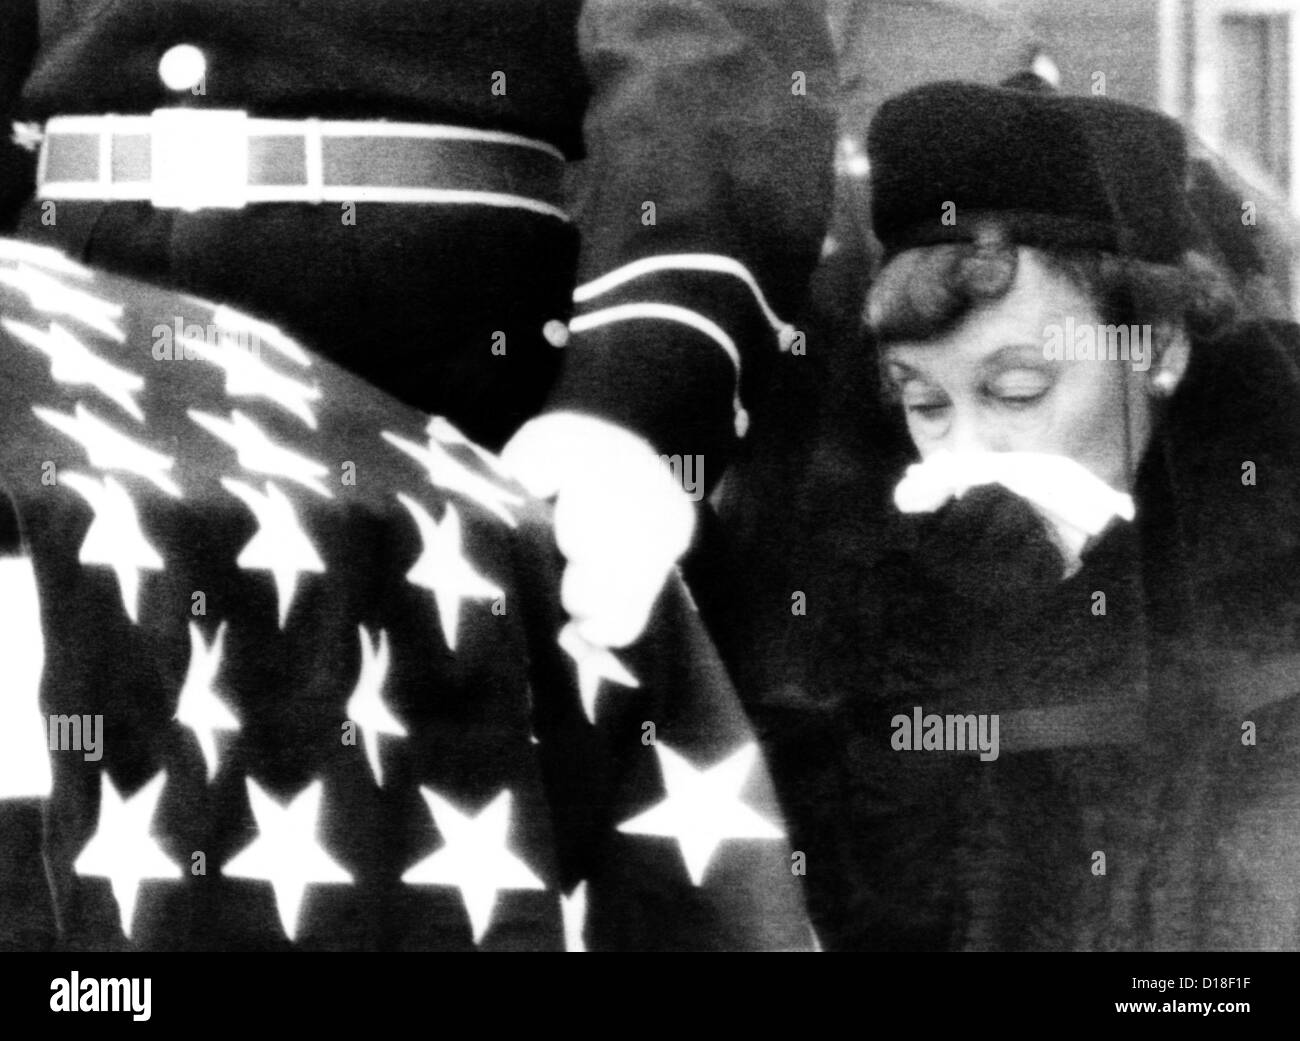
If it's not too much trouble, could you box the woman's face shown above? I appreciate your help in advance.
[881,248,1159,492]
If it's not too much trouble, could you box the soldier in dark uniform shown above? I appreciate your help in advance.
[0,0,837,650]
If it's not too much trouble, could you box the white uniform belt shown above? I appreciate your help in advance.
[35,112,569,220]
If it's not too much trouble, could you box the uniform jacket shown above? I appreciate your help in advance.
[0,1,838,471]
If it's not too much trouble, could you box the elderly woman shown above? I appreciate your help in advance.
[780,80,1300,951]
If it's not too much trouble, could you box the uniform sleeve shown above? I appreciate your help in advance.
[548,0,837,478]
[0,0,39,232]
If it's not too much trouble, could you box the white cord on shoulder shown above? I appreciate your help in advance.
[574,253,797,349]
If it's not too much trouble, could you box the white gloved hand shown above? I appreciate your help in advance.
[500,411,696,648]
[893,449,1135,578]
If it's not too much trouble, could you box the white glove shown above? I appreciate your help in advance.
[500,411,696,648]
[893,449,1135,578]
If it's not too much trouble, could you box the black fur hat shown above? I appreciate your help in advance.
[867,80,1193,265]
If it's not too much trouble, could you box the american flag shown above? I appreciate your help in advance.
[0,238,813,951]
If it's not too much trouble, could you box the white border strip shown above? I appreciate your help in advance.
[0,555,51,799]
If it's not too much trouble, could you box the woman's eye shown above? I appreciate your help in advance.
[986,371,1051,408]
[901,391,950,418]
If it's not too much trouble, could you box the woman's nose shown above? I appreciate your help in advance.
[944,406,1011,455]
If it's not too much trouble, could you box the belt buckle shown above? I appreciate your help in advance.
[150,108,249,210]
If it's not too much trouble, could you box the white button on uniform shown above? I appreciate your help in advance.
[542,319,570,348]
[158,44,207,92]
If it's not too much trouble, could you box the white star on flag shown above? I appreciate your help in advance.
[345,626,406,787]
[189,409,332,499]
[0,263,125,341]
[0,239,96,279]
[222,778,353,941]
[208,305,312,368]
[74,770,182,938]
[557,622,639,724]
[174,622,239,782]
[61,472,164,623]
[384,428,524,528]
[396,496,502,652]
[617,742,784,886]
[221,479,325,628]
[428,416,517,482]
[561,880,587,953]
[401,788,546,944]
[35,403,181,498]
[4,319,145,421]
[180,330,321,429]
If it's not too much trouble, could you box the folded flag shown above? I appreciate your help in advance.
[0,238,811,952]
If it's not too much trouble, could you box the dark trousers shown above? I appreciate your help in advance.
[16,200,579,450]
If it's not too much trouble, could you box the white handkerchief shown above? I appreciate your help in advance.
[893,450,1135,578]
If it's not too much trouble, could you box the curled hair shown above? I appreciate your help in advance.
[865,220,1241,348]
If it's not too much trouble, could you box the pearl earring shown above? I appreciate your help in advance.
[1150,369,1177,396]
